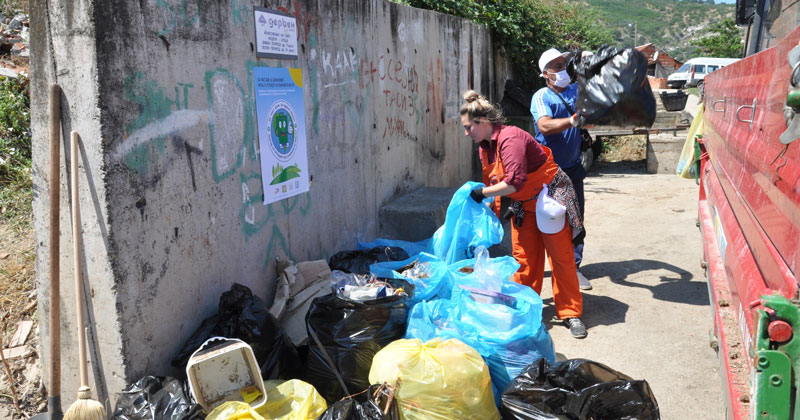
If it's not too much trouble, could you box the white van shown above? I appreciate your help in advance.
[667,57,740,88]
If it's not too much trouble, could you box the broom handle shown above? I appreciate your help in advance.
[70,131,89,388]
[48,84,61,398]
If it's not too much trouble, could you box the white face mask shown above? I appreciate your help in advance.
[551,70,571,88]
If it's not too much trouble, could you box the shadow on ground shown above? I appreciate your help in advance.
[580,259,709,306]
[542,293,630,330]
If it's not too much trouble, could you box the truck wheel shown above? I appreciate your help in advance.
[697,81,705,97]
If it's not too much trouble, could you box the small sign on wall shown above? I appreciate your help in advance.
[253,8,298,59]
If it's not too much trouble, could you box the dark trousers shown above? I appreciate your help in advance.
[563,164,586,268]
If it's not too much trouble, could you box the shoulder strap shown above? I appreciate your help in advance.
[548,87,575,115]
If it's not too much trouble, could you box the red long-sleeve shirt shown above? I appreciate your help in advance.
[479,125,548,191]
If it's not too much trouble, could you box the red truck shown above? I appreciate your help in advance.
[699,1,800,418]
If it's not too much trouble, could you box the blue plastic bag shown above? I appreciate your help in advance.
[357,238,431,258]
[369,252,453,303]
[406,279,555,404]
[430,182,504,264]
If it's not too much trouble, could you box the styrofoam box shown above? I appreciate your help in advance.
[186,337,266,412]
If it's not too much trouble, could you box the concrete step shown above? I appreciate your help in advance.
[379,187,458,242]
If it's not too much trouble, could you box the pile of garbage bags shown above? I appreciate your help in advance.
[111,181,659,420]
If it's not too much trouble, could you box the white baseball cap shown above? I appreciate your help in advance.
[536,184,566,234]
[538,48,569,74]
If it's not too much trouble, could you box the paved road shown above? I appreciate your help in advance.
[539,162,724,419]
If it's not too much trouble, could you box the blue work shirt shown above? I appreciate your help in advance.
[530,83,582,169]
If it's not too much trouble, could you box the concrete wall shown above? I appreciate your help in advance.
[31,0,509,408]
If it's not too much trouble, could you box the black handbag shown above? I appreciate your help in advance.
[549,88,593,152]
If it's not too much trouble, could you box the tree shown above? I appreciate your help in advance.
[692,18,743,58]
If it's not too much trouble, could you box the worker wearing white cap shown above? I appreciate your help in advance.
[531,48,592,293]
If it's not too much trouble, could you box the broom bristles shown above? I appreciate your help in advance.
[63,386,106,420]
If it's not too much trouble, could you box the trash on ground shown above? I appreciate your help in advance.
[500,358,661,420]
[406,279,555,403]
[572,45,656,128]
[186,337,267,412]
[304,279,414,402]
[369,252,453,302]
[368,338,500,420]
[430,182,504,264]
[171,283,301,381]
[330,271,408,302]
[111,376,203,420]
[315,384,399,420]
[255,379,327,420]
[329,247,409,274]
[269,259,332,346]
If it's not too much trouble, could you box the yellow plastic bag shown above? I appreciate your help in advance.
[369,338,500,420]
[255,379,327,420]
[676,103,704,179]
[207,401,265,420]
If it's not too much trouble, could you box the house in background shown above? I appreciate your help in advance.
[636,43,683,89]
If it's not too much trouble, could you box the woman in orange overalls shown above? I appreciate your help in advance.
[460,90,588,338]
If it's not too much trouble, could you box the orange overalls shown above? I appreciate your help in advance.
[481,141,583,319]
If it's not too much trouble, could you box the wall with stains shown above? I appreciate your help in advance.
[31,0,507,407]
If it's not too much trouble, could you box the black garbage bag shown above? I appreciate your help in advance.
[571,45,656,128]
[171,283,301,380]
[111,376,203,420]
[328,247,409,274]
[315,384,399,420]
[500,358,660,420]
[304,279,414,402]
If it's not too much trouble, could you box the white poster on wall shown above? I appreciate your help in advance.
[253,8,299,59]
[253,67,309,205]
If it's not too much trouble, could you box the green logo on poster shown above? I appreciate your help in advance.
[268,100,297,161]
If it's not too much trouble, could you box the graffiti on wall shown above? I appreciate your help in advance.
[116,0,477,267]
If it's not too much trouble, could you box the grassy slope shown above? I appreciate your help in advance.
[586,0,736,62]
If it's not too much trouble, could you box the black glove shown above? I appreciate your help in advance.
[469,187,486,203]
[566,47,583,83]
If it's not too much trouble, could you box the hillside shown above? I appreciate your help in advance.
[586,0,736,61]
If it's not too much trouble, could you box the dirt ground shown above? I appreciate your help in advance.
[539,154,724,419]
[0,222,44,419]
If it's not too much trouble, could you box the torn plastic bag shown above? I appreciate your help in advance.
[406,279,555,404]
[255,379,327,420]
[357,238,431,259]
[572,45,656,128]
[430,182,504,265]
[329,247,409,274]
[368,338,500,420]
[500,358,661,420]
[369,252,452,302]
[111,376,202,420]
[304,278,414,402]
[171,283,301,380]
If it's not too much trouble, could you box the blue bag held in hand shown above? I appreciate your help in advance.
[430,182,504,265]
[406,279,555,404]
